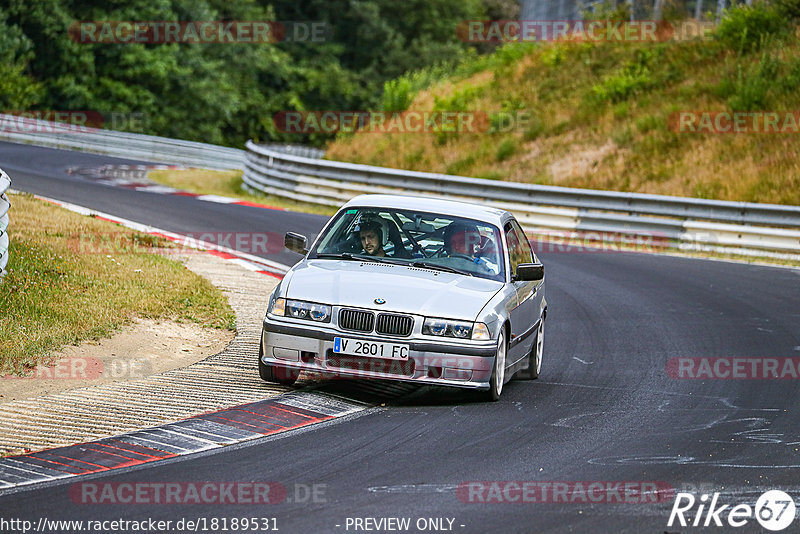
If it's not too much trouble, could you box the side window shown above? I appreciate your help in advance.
[510,219,535,263]
[504,222,527,275]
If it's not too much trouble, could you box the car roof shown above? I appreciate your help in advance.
[342,194,510,227]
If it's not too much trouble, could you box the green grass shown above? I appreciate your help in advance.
[0,193,235,375]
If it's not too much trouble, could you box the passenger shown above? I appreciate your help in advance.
[443,223,482,259]
[359,221,386,257]
[442,223,499,274]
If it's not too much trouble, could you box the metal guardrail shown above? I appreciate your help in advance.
[257,143,324,160]
[0,168,11,279]
[1,110,796,256]
[0,113,245,170]
[242,141,800,256]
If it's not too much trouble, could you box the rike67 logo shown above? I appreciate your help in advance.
[668,490,796,531]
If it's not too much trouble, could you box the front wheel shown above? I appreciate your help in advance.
[482,330,507,401]
[515,318,544,380]
[258,343,299,386]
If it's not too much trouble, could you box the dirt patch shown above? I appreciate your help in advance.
[549,141,619,183]
[0,319,233,404]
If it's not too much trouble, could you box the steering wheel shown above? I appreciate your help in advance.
[446,253,477,263]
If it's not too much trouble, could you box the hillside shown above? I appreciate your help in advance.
[325,5,800,205]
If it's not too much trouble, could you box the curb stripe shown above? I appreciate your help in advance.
[100,439,175,459]
[80,444,160,462]
[0,392,366,491]
[232,200,285,211]
[11,456,94,475]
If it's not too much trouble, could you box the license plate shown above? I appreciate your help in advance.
[333,337,409,360]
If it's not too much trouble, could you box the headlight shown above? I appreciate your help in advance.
[423,318,485,339]
[270,298,331,323]
[423,318,448,336]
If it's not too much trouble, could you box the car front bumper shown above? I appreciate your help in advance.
[261,316,496,389]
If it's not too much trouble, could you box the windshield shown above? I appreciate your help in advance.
[310,206,506,282]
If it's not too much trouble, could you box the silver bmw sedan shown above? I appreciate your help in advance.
[259,194,546,400]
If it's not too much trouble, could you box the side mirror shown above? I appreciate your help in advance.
[514,263,544,282]
[285,232,308,255]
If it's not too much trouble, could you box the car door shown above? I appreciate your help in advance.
[504,220,539,364]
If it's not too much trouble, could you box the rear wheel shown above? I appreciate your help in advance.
[482,330,507,401]
[516,318,544,380]
[258,342,299,386]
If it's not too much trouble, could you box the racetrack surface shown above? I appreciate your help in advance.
[2,140,799,532]
[0,141,325,268]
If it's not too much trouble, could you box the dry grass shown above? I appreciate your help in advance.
[148,168,337,216]
[0,193,235,374]
[326,35,800,205]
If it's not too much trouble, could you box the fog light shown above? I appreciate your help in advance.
[443,367,472,381]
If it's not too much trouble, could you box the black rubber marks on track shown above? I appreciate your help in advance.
[0,391,366,491]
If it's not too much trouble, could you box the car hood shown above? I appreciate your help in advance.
[284,259,503,321]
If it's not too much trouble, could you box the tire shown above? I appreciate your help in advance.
[482,329,507,401]
[258,343,299,386]
[516,318,544,380]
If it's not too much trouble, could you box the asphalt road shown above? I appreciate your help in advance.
[2,141,799,533]
[0,141,326,267]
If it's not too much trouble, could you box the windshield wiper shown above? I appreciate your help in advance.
[316,252,400,264]
[411,261,472,276]
[316,252,360,261]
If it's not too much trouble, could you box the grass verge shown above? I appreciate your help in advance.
[0,193,236,375]
[147,168,337,216]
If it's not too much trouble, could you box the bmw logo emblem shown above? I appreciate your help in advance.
[374,298,386,305]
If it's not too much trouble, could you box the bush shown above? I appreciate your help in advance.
[495,138,517,161]
[591,50,658,103]
[433,85,485,112]
[718,53,779,111]
[716,3,789,53]
[582,1,631,22]
[523,115,546,141]
[774,0,800,21]
[382,77,415,112]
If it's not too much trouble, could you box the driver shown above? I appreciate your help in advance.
[359,221,386,257]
